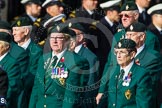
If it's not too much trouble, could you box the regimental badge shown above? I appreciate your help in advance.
[59,78,65,86]
[68,22,72,27]
[126,5,129,10]
[135,59,140,65]
[125,89,132,100]
[57,26,60,31]
[118,42,122,48]
[17,21,21,26]
[130,25,133,31]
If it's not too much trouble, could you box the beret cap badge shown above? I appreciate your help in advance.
[126,5,129,10]
[68,22,72,28]
[130,25,133,31]
[57,26,60,31]
[118,42,122,48]
[17,21,21,26]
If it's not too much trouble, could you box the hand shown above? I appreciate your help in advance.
[96,93,103,105]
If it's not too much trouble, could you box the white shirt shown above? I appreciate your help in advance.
[136,4,145,13]
[105,16,113,27]
[120,60,134,80]
[0,51,9,61]
[154,25,162,33]
[28,15,37,22]
[52,48,67,67]
[86,9,94,15]
[74,44,82,53]
[19,38,31,50]
[135,44,145,57]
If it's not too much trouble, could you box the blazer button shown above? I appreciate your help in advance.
[44,105,46,108]
[44,95,47,98]
[113,103,116,107]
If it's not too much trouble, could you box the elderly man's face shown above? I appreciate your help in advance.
[114,48,135,68]
[125,31,145,48]
[50,33,68,54]
[12,27,29,44]
[120,11,138,28]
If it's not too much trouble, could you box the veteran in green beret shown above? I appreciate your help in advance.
[96,39,153,108]
[29,23,89,108]
[12,17,43,108]
[125,22,162,108]
[0,32,22,108]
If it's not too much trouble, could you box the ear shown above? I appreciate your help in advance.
[134,12,139,21]
[139,33,145,41]
[130,51,136,60]
[24,28,30,36]
[78,34,84,42]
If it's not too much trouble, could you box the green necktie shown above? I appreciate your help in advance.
[45,56,58,84]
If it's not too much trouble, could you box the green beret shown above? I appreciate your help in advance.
[0,32,12,43]
[21,0,42,5]
[126,22,146,32]
[115,39,136,49]
[12,17,32,27]
[0,20,11,30]
[69,23,85,33]
[49,24,76,38]
[120,1,138,11]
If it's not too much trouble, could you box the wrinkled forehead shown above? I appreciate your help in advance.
[50,32,64,37]
[120,10,135,15]
[114,48,128,51]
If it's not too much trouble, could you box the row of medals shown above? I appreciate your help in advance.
[51,67,68,79]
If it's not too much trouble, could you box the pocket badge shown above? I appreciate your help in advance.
[125,89,132,100]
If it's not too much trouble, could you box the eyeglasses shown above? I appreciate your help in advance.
[50,36,64,41]
[119,14,133,18]
[114,50,129,56]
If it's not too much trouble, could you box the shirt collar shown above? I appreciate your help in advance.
[28,15,37,22]
[52,48,67,64]
[135,44,145,57]
[121,60,134,80]
[105,16,113,27]
[154,25,162,32]
[86,9,94,15]
[0,51,9,61]
[136,4,145,13]
[19,38,31,50]
[74,44,82,53]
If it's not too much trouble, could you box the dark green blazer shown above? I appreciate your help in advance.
[25,41,43,89]
[19,41,43,108]
[9,42,29,84]
[77,46,99,107]
[134,46,162,107]
[29,50,89,108]
[99,63,152,108]
[0,53,22,108]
